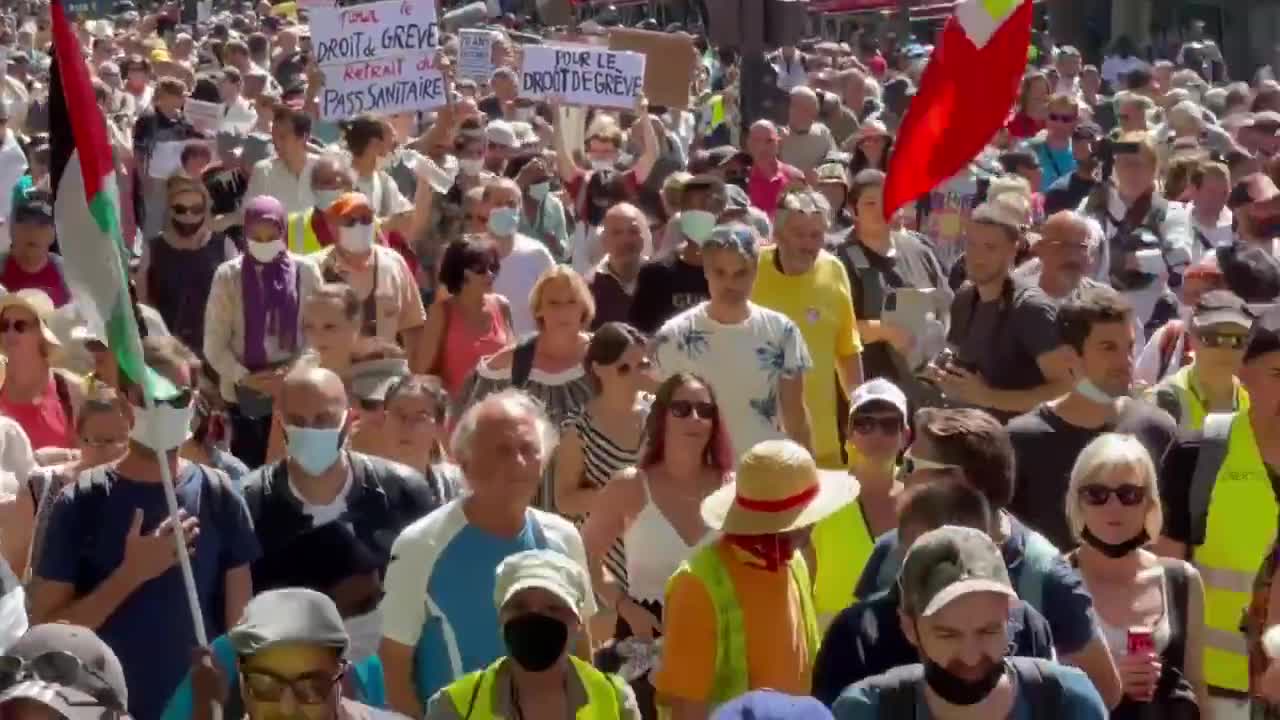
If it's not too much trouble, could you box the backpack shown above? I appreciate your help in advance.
[869,657,1064,720]
[1186,412,1234,546]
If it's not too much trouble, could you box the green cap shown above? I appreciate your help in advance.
[899,526,1015,617]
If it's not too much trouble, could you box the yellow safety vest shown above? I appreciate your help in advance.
[812,499,874,630]
[664,542,819,704]
[1197,411,1275,692]
[443,656,625,720]
[1157,364,1250,431]
[287,208,325,255]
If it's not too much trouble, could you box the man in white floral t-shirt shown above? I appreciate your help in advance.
[652,223,813,464]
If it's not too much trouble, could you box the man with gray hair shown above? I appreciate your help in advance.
[780,86,837,173]
[379,388,593,718]
[653,223,814,461]
[751,189,862,468]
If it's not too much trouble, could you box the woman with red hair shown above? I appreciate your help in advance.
[580,371,733,718]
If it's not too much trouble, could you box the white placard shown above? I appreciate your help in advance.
[457,29,494,82]
[311,0,445,120]
[311,0,441,65]
[185,99,223,134]
[518,45,645,110]
[319,53,447,120]
[148,140,202,179]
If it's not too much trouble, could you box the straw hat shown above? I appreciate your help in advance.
[701,440,858,536]
[0,289,63,352]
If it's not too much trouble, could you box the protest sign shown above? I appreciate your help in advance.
[311,0,446,120]
[519,45,645,110]
[608,28,699,109]
[185,99,223,135]
[458,29,495,82]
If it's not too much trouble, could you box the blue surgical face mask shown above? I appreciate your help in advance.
[1075,377,1115,404]
[488,206,520,237]
[679,210,717,245]
[285,415,346,476]
[529,182,550,201]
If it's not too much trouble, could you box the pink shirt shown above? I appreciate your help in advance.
[439,294,511,398]
[748,162,804,218]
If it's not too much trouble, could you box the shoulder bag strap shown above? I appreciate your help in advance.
[1160,558,1191,675]
[511,334,539,389]
[1189,412,1234,546]
[1008,658,1062,720]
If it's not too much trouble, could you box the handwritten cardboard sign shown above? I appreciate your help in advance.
[311,0,446,120]
[457,28,495,82]
[608,28,698,109]
[519,44,645,110]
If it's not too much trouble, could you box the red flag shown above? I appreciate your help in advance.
[883,0,1034,219]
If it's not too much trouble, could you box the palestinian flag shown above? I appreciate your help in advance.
[49,0,176,400]
[882,0,1034,219]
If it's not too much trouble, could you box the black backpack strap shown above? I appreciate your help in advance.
[859,663,923,719]
[1007,657,1063,720]
[511,334,539,390]
[1160,558,1191,678]
[1189,413,1234,546]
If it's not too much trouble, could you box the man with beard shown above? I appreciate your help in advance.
[1044,123,1103,215]
[1227,172,1280,255]
[1007,286,1176,550]
[831,526,1107,719]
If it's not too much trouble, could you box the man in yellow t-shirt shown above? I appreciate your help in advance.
[752,189,862,468]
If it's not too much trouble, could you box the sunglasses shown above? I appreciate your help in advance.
[170,203,205,215]
[0,651,124,710]
[1198,332,1248,350]
[1049,113,1078,123]
[1078,483,1147,506]
[240,666,346,705]
[467,261,500,276]
[668,400,716,420]
[0,319,33,334]
[612,357,652,375]
[901,452,959,477]
[850,415,902,435]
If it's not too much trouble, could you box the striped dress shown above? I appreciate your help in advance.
[563,407,643,590]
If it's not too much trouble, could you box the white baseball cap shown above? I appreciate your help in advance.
[494,550,590,620]
[849,378,908,419]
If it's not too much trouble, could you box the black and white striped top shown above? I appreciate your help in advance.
[564,407,643,590]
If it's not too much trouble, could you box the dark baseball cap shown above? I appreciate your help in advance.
[1246,305,1280,364]
[0,624,129,720]
[899,525,1015,617]
[1193,290,1255,331]
[228,588,349,657]
[13,192,54,225]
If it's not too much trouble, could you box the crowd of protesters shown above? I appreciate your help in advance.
[4,2,1280,720]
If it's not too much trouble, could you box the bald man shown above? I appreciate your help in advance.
[780,86,837,172]
[589,203,650,328]
[748,120,805,217]
[240,363,440,591]
[1016,211,1103,301]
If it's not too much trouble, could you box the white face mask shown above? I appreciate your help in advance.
[1074,377,1115,405]
[590,159,615,172]
[338,223,375,254]
[513,106,536,122]
[343,608,383,664]
[459,157,484,176]
[247,238,286,263]
[313,189,342,211]
[129,401,196,452]
[0,586,27,653]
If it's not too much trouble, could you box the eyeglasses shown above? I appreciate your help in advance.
[0,319,33,334]
[612,358,652,375]
[0,651,125,711]
[1049,113,1079,123]
[849,415,902,436]
[668,400,716,420]
[900,452,959,476]
[170,203,205,215]
[1078,483,1147,506]
[1198,332,1248,349]
[240,666,346,705]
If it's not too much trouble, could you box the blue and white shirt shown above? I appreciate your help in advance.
[652,302,812,463]
[378,500,594,705]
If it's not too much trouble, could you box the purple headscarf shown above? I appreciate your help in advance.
[241,196,298,370]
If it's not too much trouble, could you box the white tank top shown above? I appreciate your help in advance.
[623,472,710,603]
[1093,566,1174,659]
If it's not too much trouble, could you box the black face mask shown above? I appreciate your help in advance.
[1081,526,1150,559]
[503,613,568,672]
[922,654,1005,705]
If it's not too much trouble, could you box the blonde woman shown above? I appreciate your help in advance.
[1066,433,1206,719]
[454,266,596,506]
